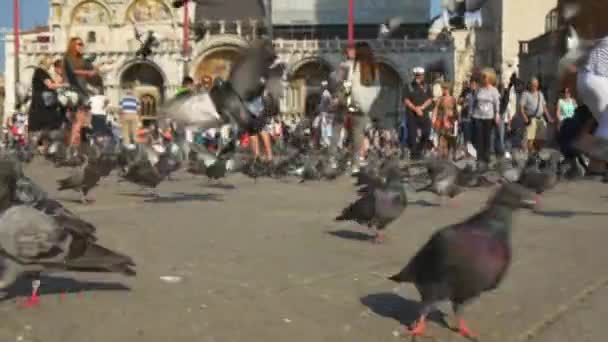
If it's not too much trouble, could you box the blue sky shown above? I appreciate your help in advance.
[0,0,441,74]
[0,0,50,74]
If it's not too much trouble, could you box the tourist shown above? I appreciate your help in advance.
[520,77,552,152]
[507,79,527,155]
[432,81,458,159]
[119,87,140,147]
[556,87,577,132]
[28,55,64,152]
[404,67,433,160]
[246,92,273,162]
[346,41,380,171]
[500,76,518,159]
[472,68,501,169]
[458,78,476,157]
[89,94,110,137]
[63,37,97,146]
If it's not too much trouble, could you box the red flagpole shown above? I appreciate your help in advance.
[14,0,20,86]
[348,0,354,46]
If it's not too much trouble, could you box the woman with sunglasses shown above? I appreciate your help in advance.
[63,37,98,146]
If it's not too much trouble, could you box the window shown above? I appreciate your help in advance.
[87,31,97,43]
[545,8,558,32]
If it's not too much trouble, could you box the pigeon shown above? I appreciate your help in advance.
[388,183,538,338]
[57,155,95,204]
[187,141,236,182]
[160,39,285,135]
[378,17,403,39]
[0,205,135,306]
[415,159,463,206]
[335,165,406,243]
[0,160,19,213]
[121,146,173,197]
[518,151,560,194]
[456,163,496,188]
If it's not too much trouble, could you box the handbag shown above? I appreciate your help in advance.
[42,90,58,107]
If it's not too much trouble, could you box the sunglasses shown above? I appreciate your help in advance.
[76,42,84,47]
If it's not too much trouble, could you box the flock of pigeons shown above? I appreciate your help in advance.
[0,37,588,339]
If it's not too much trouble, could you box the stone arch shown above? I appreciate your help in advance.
[192,42,246,83]
[119,60,167,121]
[70,0,113,26]
[287,57,333,116]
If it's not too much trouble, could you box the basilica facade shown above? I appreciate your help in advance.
[4,0,455,124]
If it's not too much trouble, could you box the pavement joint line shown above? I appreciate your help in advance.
[68,202,144,213]
[517,274,608,342]
[264,261,395,296]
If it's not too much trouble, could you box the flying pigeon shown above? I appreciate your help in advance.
[335,165,406,243]
[388,183,538,338]
[378,17,403,39]
[160,39,285,136]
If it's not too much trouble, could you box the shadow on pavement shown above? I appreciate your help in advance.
[119,192,223,203]
[408,199,440,207]
[327,229,373,242]
[360,293,448,327]
[3,275,131,302]
[534,210,608,218]
[200,183,237,190]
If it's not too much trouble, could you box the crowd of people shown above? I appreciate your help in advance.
[0,32,597,181]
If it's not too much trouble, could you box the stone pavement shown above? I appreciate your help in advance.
[0,159,607,342]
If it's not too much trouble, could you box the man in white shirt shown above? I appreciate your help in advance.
[89,94,110,136]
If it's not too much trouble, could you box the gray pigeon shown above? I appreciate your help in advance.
[0,205,135,306]
[415,159,463,206]
[159,39,284,135]
[335,166,406,243]
[518,151,560,194]
[388,183,538,338]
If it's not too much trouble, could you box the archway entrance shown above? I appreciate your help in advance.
[194,48,242,84]
[120,62,165,122]
[288,60,332,116]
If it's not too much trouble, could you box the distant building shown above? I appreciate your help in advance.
[473,0,558,84]
[0,74,4,124]
[518,7,561,109]
[4,0,455,125]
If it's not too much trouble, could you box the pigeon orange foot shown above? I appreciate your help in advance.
[458,318,477,338]
[22,280,41,308]
[408,316,427,336]
[373,231,385,244]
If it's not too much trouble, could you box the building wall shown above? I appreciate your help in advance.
[272,0,430,25]
[502,0,558,80]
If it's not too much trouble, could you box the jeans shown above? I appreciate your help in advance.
[494,121,505,156]
[461,119,472,145]
[407,112,431,158]
[473,118,494,163]
[399,116,408,147]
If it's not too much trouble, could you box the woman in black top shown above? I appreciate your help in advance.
[28,55,64,149]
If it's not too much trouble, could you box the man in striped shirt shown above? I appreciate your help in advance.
[120,88,140,147]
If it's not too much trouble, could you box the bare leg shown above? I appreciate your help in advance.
[250,135,260,160]
[260,132,273,161]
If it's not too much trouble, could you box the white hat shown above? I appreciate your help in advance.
[413,67,425,74]
[321,81,328,87]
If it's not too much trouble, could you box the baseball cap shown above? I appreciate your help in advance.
[413,67,425,75]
